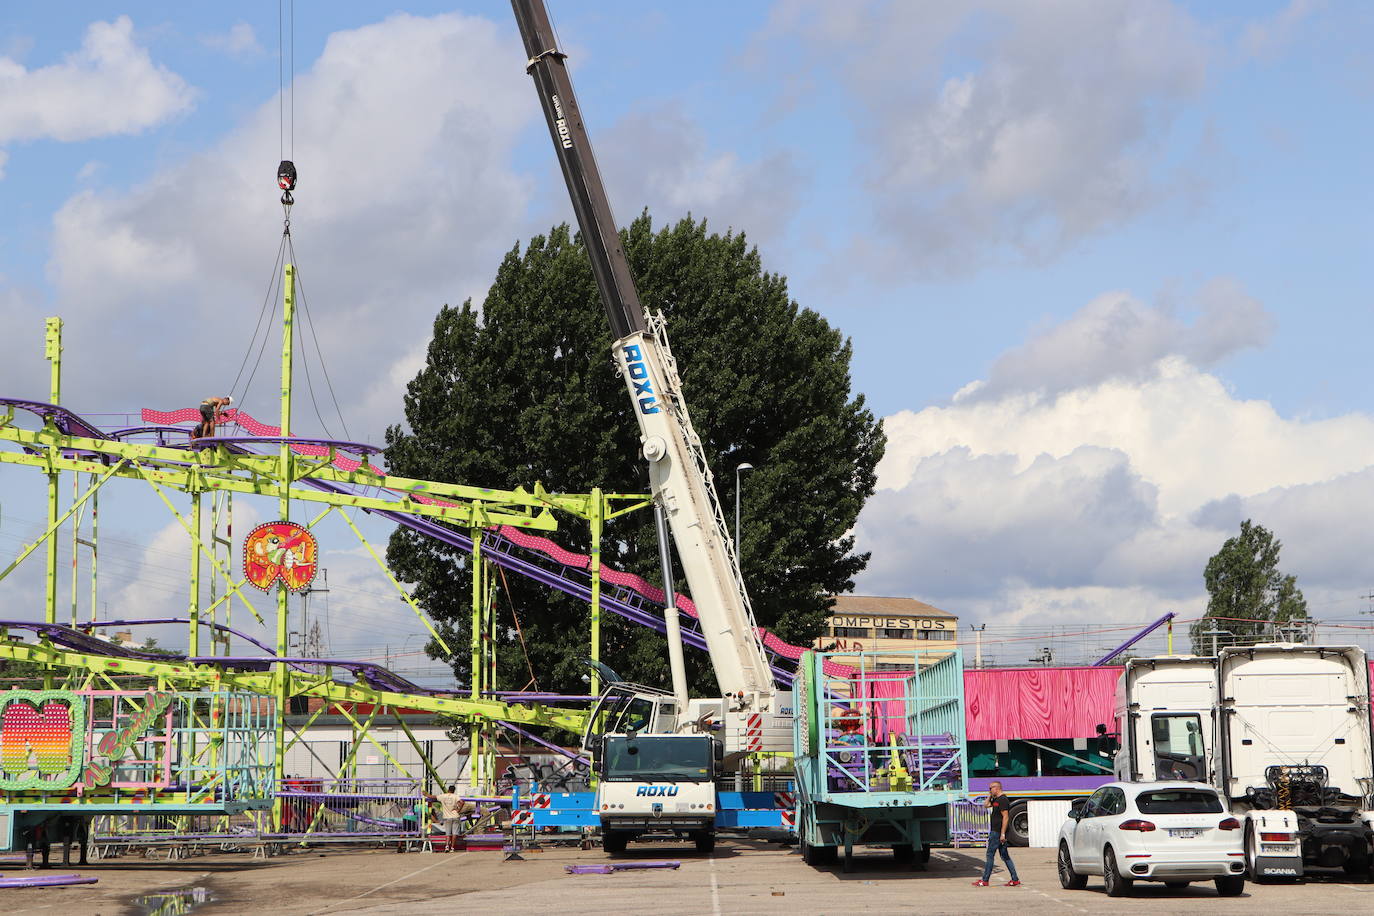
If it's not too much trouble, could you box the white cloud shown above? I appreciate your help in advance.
[0,17,194,146]
[970,278,1271,401]
[33,12,534,444]
[880,356,1374,519]
[858,283,1374,633]
[758,0,1208,274]
[600,102,803,243]
[861,445,1159,596]
[202,22,263,59]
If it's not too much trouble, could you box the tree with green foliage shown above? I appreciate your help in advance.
[1191,519,1309,654]
[385,213,884,696]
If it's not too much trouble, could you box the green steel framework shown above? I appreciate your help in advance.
[0,264,650,828]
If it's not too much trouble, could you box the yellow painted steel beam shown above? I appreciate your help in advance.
[0,424,597,519]
[335,508,453,656]
[0,640,587,733]
[0,443,558,530]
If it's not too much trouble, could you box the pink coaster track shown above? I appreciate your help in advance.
[141,406,846,677]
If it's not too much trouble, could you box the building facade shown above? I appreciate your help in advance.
[816,595,958,668]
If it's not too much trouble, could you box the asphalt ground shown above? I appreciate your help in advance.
[2,838,1371,916]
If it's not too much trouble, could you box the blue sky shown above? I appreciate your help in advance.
[2,1,1373,665]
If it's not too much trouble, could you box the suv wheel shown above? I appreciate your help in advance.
[1058,842,1087,890]
[1103,847,1133,898]
[1215,875,1245,896]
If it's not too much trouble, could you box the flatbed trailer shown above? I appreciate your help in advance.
[793,650,967,871]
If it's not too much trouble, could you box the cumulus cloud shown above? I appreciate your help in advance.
[0,17,194,146]
[599,102,803,242]
[757,0,1208,274]
[968,277,1272,401]
[202,22,263,59]
[860,446,1158,596]
[858,282,1374,632]
[27,12,534,444]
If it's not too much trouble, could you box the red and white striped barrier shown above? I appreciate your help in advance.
[745,713,763,752]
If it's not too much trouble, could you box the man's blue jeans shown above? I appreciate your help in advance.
[983,834,1019,882]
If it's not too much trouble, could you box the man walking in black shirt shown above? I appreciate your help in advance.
[973,781,1021,887]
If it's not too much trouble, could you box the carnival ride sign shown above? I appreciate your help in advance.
[243,521,318,592]
[83,690,174,787]
[0,690,87,791]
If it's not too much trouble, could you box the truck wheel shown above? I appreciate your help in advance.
[917,846,931,864]
[892,844,915,863]
[1058,842,1087,890]
[1245,824,1273,884]
[1006,803,1030,847]
[1214,875,1245,896]
[694,831,716,854]
[602,830,627,855]
[803,836,836,866]
[1103,847,1133,898]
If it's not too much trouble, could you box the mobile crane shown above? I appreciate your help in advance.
[512,0,791,852]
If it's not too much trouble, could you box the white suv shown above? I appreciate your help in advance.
[1057,781,1246,897]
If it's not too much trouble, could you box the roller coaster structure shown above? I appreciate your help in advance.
[0,268,653,834]
[0,264,830,842]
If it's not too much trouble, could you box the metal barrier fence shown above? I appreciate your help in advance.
[947,799,989,847]
[274,777,424,838]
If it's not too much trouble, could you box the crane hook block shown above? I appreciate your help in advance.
[278,160,298,206]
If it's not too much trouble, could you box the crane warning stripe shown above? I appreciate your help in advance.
[746,713,763,751]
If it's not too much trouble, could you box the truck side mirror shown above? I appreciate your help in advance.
[713,739,724,762]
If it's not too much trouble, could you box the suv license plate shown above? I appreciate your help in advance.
[1168,828,1201,838]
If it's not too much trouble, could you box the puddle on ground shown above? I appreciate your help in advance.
[129,886,215,916]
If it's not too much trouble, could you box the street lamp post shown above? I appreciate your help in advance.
[734,462,754,576]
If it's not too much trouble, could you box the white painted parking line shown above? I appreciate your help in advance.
[310,851,472,914]
[1031,887,1089,913]
[708,856,722,915]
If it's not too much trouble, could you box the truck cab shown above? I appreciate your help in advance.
[1218,644,1374,879]
[1114,656,1217,783]
[596,734,721,853]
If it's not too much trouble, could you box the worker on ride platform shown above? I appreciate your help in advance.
[196,396,233,439]
[425,785,473,851]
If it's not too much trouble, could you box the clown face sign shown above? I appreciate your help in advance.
[243,521,318,592]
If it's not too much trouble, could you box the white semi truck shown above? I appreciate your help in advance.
[512,0,792,851]
[1113,644,1374,880]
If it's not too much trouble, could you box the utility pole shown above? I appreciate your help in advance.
[299,569,330,658]
[971,623,986,669]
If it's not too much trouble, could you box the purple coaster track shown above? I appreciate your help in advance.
[4,400,803,685]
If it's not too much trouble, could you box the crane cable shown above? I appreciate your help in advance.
[228,0,351,445]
